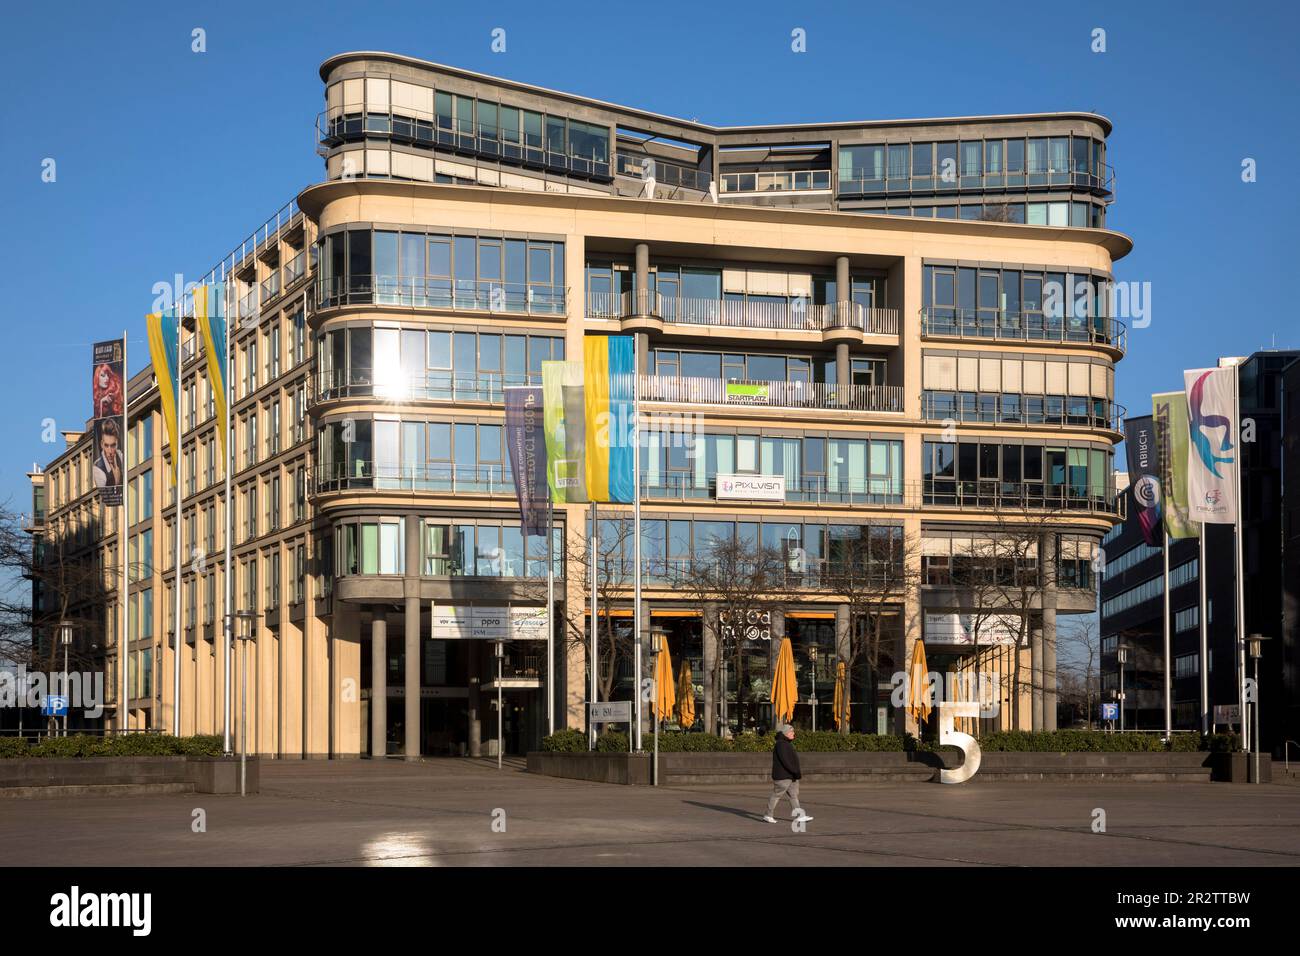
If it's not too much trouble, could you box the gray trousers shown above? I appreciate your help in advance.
[767,778,803,816]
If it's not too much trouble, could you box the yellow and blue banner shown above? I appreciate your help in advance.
[583,335,635,503]
[146,307,181,479]
[195,284,229,460]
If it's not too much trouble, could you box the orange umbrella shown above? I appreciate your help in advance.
[771,637,797,724]
[906,639,932,726]
[832,661,849,730]
[653,643,675,723]
[675,659,696,728]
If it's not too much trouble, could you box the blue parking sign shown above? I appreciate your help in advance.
[1100,702,1118,721]
[42,695,68,717]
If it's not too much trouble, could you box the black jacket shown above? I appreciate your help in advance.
[772,735,802,781]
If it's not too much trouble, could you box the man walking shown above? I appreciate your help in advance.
[764,723,813,823]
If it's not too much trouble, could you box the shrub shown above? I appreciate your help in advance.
[594,730,629,752]
[540,729,588,752]
[967,730,1216,753]
[0,734,226,759]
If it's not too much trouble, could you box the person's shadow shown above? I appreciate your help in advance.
[683,800,767,822]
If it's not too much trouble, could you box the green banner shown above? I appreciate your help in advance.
[542,360,588,504]
[1152,390,1199,539]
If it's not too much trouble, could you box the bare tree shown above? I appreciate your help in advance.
[813,528,921,733]
[1057,619,1101,729]
[671,536,788,735]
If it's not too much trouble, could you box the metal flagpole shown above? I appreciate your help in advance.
[1162,530,1171,739]
[172,306,183,737]
[546,491,554,736]
[589,501,598,750]
[1233,362,1248,749]
[120,330,129,734]
[632,338,643,752]
[1199,523,1209,734]
[222,275,233,754]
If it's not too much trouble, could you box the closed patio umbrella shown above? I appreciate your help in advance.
[832,660,849,730]
[906,639,932,727]
[771,637,797,724]
[654,642,675,723]
[675,659,696,729]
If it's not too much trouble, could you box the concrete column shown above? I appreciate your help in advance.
[702,601,718,734]
[636,332,649,375]
[467,640,482,757]
[1030,618,1044,732]
[835,255,850,306]
[634,242,650,315]
[370,608,387,758]
[404,515,421,759]
[639,599,651,744]
[1042,607,1058,732]
[835,603,851,732]
[836,342,850,393]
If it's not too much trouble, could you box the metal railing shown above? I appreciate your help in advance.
[586,291,899,334]
[838,159,1115,197]
[283,250,306,287]
[921,308,1127,352]
[238,289,258,320]
[919,478,1123,516]
[615,154,712,192]
[260,271,281,302]
[719,169,832,194]
[312,369,542,405]
[317,109,612,180]
[316,275,566,315]
[640,374,904,413]
[642,472,906,507]
[921,393,1126,433]
[315,462,516,495]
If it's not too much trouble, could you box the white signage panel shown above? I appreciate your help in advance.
[716,474,786,501]
[924,612,1021,647]
[589,700,632,723]
[431,604,549,640]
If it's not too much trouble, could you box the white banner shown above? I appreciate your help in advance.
[924,612,1022,646]
[716,474,786,501]
[1183,367,1238,524]
[430,604,548,641]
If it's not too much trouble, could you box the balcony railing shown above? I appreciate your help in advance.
[315,465,1121,517]
[238,289,258,320]
[317,110,612,181]
[921,308,1126,352]
[838,159,1115,197]
[317,275,566,315]
[922,393,1126,433]
[719,169,832,194]
[260,271,281,303]
[586,291,899,334]
[614,154,711,192]
[312,369,541,405]
[283,250,306,287]
[640,375,903,413]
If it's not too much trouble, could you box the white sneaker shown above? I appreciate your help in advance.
[794,813,814,822]
[762,815,778,823]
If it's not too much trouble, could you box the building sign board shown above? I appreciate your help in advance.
[724,382,770,405]
[924,612,1021,647]
[716,474,786,501]
[430,604,549,641]
[588,700,631,723]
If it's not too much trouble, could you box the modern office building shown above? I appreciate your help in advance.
[26,52,1130,756]
[1100,350,1299,749]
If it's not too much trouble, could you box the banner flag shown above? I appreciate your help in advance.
[582,334,635,503]
[1183,367,1238,524]
[1152,390,1199,538]
[505,386,548,535]
[91,339,125,506]
[542,360,588,504]
[195,284,229,460]
[1123,415,1163,547]
[146,308,180,481]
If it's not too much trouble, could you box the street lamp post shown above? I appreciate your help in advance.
[808,645,819,733]
[59,621,72,737]
[234,610,257,797]
[495,641,504,770]
[1248,634,1269,785]
[1116,645,1129,733]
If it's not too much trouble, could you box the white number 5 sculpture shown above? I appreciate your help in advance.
[937,701,982,784]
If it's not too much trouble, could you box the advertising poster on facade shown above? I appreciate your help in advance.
[91,339,125,505]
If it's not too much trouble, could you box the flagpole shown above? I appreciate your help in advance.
[1198,522,1209,733]
[632,341,643,752]
[546,490,554,737]
[1233,362,1248,749]
[222,277,233,754]
[1162,529,1171,739]
[589,501,598,751]
[172,307,183,737]
[120,330,129,735]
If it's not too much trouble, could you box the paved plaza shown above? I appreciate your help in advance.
[4,760,1299,867]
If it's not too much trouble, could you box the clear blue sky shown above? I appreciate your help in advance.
[2,0,1298,511]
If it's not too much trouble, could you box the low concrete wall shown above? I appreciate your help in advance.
[528,749,1216,785]
[0,755,259,797]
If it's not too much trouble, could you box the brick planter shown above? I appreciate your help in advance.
[0,755,258,797]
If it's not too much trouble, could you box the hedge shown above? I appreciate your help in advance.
[541,729,1230,754]
[0,734,225,759]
